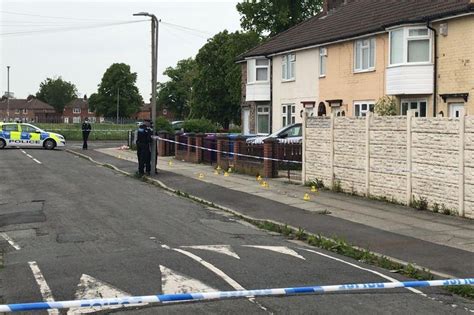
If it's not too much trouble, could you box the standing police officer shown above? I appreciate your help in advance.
[136,120,152,176]
[82,118,92,150]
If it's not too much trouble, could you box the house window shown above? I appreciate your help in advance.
[282,54,295,81]
[88,108,94,114]
[247,58,270,83]
[22,109,28,114]
[256,105,270,134]
[282,104,296,127]
[401,99,427,117]
[354,101,375,117]
[72,116,81,123]
[73,108,81,114]
[354,38,375,72]
[319,48,327,77]
[15,109,20,114]
[390,27,431,65]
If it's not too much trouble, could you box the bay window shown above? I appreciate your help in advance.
[390,27,431,65]
[247,58,269,83]
[401,99,427,117]
[354,101,375,117]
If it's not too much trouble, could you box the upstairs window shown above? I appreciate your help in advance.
[354,38,375,72]
[282,53,296,81]
[319,48,327,77]
[390,27,431,65]
[73,107,81,114]
[247,58,269,83]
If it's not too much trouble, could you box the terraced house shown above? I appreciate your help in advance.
[239,0,474,135]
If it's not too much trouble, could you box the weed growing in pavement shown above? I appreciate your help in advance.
[447,286,474,299]
[307,178,325,189]
[410,195,428,211]
[332,179,343,193]
[295,227,306,240]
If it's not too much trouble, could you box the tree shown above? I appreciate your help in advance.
[236,0,323,37]
[375,96,397,116]
[36,77,77,113]
[192,30,261,129]
[89,63,143,117]
[157,58,197,120]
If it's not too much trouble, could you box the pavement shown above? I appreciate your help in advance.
[67,141,474,279]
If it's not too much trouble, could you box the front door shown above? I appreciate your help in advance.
[242,108,250,135]
[449,103,464,118]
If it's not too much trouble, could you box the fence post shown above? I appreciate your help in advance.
[330,113,335,189]
[175,132,182,159]
[406,110,414,206]
[195,133,205,163]
[366,112,371,197]
[302,112,307,184]
[216,134,226,168]
[186,133,195,162]
[459,109,466,217]
[263,138,277,178]
[234,136,244,167]
[157,131,168,157]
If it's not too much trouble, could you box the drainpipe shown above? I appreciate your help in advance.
[427,21,437,116]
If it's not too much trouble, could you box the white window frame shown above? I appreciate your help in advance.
[72,116,81,124]
[282,53,296,81]
[354,38,376,72]
[247,58,270,84]
[319,48,327,77]
[73,107,81,114]
[22,108,28,114]
[354,101,375,117]
[401,98,428,117]
[389,26,432,66]
[15,109,20,114]
[282,104,296,127]
[256,105,270,135]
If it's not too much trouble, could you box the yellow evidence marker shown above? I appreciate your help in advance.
[304,193,310,201]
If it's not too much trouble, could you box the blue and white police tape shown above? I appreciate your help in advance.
[154,136,303,164]
[1,278,473,312]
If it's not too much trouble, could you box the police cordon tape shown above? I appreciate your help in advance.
[154,136,303,164]
[1,278,473,312]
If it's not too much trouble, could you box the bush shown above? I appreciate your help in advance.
[375,96,397,116]
[182,119,218,133]
[155,117,173,133]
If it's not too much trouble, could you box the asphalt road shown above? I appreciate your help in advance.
[0,146,472,314]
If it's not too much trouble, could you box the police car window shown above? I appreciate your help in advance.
[2,124,18,132]
[21,125,38,133]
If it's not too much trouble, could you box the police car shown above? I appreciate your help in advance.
[0,122,66,150]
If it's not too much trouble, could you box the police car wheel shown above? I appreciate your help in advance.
[0,139,5,149]
[44,139,56,150]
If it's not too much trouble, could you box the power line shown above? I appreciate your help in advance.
[0,20,147,36]
[161,21,213,37]
[161,23,210,40]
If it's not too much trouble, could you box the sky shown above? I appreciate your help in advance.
[0,0,241,101]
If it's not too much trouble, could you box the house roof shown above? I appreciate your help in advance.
[240,0,474,59]
[0,98,55,111]
[65,98,89,110]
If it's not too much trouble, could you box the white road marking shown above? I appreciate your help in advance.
[28,261,59,315]
[0,232,21,250]
[181,245,240,259]
[298,248,423,294]
[67,274,144,314]
[19,149,42,164]
[243,245,306,260]
[170,247,270,313]
[160,265,218,296]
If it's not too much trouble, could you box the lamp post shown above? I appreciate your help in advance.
[134,12,159,174]
[6,66,10,121]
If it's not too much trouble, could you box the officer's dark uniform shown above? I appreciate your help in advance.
[82,119,92,150]
[136,122,152,175]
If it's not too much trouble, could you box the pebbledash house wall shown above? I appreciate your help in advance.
[435,15,474,115]
[303,112,474,219]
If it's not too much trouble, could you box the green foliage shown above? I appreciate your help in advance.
[332,179,342,193]
[237,0,323,37]
[158,58,197,120]
[410,195,428,211]
[308,178,325,189]
[192,30,261,129]
[182,119,218,133]
[155,116,173,133]
[36,123,134,141]
[375,96,397,116]
[36,77,77,113]
[89,63,143,117]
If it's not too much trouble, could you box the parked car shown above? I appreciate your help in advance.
[0,122,66,150]
[171,120,184,131]
[246,123,302,144]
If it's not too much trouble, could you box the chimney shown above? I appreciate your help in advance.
[323,0,352,13]
[83,94,88,100]
[26,95,35,102]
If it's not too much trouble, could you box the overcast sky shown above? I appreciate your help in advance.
[0,0,241,101]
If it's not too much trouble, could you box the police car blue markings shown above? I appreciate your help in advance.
[40,133,49,141]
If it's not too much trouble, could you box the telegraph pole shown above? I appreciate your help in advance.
[6,66,10,121]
